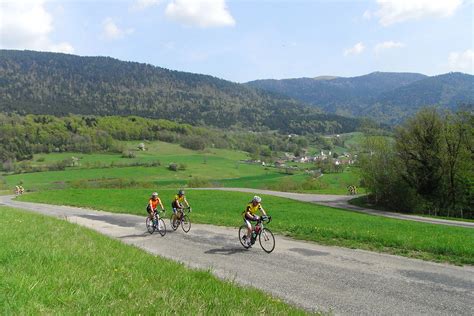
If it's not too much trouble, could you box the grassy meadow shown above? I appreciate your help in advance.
[0,206,308,315]
[4,140,362,194]
[18,189,474,265]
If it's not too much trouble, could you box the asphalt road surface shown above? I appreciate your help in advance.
[1,195,473,315]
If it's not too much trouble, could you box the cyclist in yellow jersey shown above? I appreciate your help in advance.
[171,190,190,222]
[242,196,268,247]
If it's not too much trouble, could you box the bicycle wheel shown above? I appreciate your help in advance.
[170,213,179,231]
[181,214,191,233]
[157,218,166,236]
[259,228,275,253]
[238,225,250,249]
[146,217,155,234]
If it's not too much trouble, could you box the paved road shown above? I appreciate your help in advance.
[1,195,473,315]
[196,188,474,228]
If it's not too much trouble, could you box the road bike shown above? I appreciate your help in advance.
[146,209,166,236]
[170,207,191,233]
[239,216,275,253]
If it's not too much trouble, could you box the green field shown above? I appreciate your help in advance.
[18,189,474,265]
[5,140,362,195]
[0,206,307,315]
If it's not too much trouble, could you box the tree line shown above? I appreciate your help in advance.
[0,113,329,168]
[359,108,473,218]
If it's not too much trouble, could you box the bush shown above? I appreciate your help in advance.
[178,163,187,171]
[180,136,206,151]
[187,177,212,188]
[121,151,136,158]
[168,163,178,171]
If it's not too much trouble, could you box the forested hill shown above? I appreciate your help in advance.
[0,50,363,134]
[247,72,474,124]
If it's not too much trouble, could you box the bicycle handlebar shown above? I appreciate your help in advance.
[259,215,272,224]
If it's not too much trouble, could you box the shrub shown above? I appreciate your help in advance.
[168,163,178,171]
[187,177,212,188]
[121,151,136,158]
[180,135,206,151]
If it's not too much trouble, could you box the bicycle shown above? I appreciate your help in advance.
[146,209,166,236]
[239,216,275,253]
[170,207,191,233]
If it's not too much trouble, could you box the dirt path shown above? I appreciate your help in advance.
[196,188,474,228]
[2,195,473,315]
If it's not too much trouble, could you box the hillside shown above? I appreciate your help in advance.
[247,72,474,124]
[0,50,362,134]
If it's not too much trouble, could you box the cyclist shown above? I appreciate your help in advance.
[242,195,268,247]
[147,192,165,225]
[171,190,191,223]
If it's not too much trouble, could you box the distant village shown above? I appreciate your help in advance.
[242,150,357,171]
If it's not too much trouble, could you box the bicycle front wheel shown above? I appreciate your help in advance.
[259,228,275,253]
[181,214,191,233]
[157,218,166,236]
[146,217,154,234]
[238,225,250,249]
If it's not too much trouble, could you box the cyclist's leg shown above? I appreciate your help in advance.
[244,214,253,239]
[147,205,154,220]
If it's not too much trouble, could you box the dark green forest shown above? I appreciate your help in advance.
[247,72,474,124]
[0,50,364,134]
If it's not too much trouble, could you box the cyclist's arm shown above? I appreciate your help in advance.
[159,200,165,211]
[259,206,267,217]
[183,197,190,208]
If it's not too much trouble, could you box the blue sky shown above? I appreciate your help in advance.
[1,0,473,82]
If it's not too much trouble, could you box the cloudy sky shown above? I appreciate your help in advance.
[1,0,473,82]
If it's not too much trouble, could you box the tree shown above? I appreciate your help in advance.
[359,136,414,209]
[440,111,473,216]
[396,108,443,209]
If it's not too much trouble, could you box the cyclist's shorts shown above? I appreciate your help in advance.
[244,213,257,224]
[146,205,154,214]
[171,205,182,214]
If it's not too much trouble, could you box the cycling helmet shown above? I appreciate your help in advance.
[152,192,158,197]
[252,196,262,203]
[178,190,184,196]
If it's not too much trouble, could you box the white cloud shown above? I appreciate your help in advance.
[448,49,474,73]
[344,42,365,56]
[0,0,74,53]
[102,18,134,40]
[374,0,463,26]
[165,0,235,28]
[374,41,405,54]
[131,0,162,11]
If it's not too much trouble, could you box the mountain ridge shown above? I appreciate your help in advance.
[246,71,473,123]
[0,49,365,134]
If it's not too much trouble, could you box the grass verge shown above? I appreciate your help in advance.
[0,206,307,315]
[349,196,474,223]
[17,189,474,265]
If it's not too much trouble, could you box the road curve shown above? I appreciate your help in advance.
[1,195,473,315]
[195,188,474,228]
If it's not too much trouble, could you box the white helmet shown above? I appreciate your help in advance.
[253,196,262,203]
[152,192,158,197]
